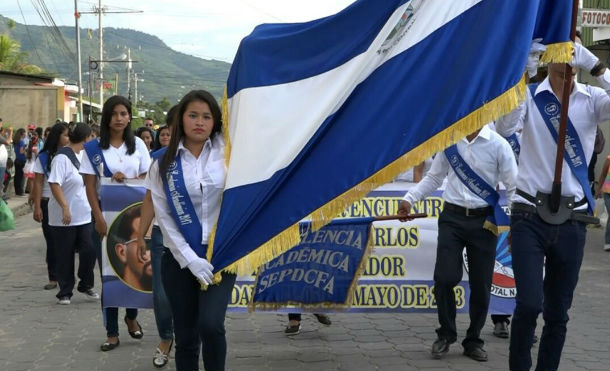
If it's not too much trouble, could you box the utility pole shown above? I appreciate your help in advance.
[98,0,103,105]
[78,2,142,106]
[134,72,139,106]
[74,0,84,121]
[126,48,132,100]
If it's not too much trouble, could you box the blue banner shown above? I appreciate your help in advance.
[100,179,152,309]
[252,218,374,310]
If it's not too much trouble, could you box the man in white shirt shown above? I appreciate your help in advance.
[398,125,517,362]
[495,39,609,371]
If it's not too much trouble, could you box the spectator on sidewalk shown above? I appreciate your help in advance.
[47,123,99,305]
[32,122,70,290]
[12,128,26,196]
[596,155,610,252]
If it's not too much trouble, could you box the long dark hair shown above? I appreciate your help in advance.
[158,90,222,177]
[99,95,136,155]
[40,122,69,172]
[153,125,170,151]
[13,128,25,144]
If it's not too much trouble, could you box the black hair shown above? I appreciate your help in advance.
[165,105,178,126]
[40,122,69,172]
[136,126,154,141]
[35,127,43,137]
[153,125,171,150]
[69,122,92,143]
[159,90,222,177]
[13,128,25,144]
[90,124,100,137]
[99,95,136,155]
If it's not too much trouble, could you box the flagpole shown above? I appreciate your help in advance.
[549,0,580,213]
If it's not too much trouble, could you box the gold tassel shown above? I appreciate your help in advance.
[540,41,573,64]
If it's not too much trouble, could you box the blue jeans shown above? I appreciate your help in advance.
[151,226,174,341]
[162,250,236,371]
[604,193,610,244]
[509,210,586,371]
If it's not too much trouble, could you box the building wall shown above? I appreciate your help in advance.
[0,86,60,129]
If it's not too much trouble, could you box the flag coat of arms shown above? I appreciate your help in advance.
[208,0,574,275]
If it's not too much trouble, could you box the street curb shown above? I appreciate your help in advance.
[10,201,31,219]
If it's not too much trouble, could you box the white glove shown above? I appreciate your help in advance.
[187,257,214,285]
[526,38,546,78]
[570,42,599,72]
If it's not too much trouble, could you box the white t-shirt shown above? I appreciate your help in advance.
[80,137,151,196]
[33,156,52,198]
[0,144,7,168]
[47,151,92,227]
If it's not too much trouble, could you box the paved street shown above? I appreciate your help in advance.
[0,210,608,371]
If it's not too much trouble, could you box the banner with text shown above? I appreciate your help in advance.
[252,218,374,310]
[229,182,514,315]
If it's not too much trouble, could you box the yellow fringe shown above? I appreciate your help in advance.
[540,41,573,64]
[309,75,527,231]
[217,75,526,276]
[483,221,510,236]
[249,224,375,312]
[221,87,231,168]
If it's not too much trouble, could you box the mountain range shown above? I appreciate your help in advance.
[0,14,231,103]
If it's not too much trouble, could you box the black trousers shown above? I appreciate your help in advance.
[13,158,25,195]
[162,251,236,371]
[51,222,96,299]
[433,208,497,349]
[41,199,57,281]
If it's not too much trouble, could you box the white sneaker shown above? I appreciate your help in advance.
[57,297,71,305]
[81,288,100,300]
[604,244,610,251]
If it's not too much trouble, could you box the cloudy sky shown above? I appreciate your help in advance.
[0,0,354,62]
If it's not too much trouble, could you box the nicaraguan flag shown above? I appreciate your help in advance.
[209,0,573,274]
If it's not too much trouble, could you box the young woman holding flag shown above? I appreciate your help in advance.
[146,90,235,371]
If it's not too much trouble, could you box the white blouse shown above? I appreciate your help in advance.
[146,135,226,268]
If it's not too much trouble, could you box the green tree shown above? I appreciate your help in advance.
[0,34,43,74]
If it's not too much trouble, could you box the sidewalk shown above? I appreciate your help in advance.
[4,194,32,219]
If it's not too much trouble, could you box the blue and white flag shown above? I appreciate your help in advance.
[252,218,374,310]
[210,0,574,274]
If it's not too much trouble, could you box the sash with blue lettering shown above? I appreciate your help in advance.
[528,84,595,214]
[163,153,207,258]
[444,145,509,235]
[83,138,112,177]
[37,150,50,177]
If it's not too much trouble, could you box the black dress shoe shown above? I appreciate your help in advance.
[314,314,332,326]
[493,321,509,338]
[463,346,488,362]
[100,339,120,351]
[431,338,450,359]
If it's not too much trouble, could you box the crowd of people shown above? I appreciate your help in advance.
[0,35,608,371]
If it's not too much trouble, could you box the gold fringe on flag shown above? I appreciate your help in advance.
[215,75,527,276]
[540,41,573,64]
[248,223,375,312]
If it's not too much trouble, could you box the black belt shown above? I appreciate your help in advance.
[443,202,493,217]
[511,202,599,224]
[516,188,587,208]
